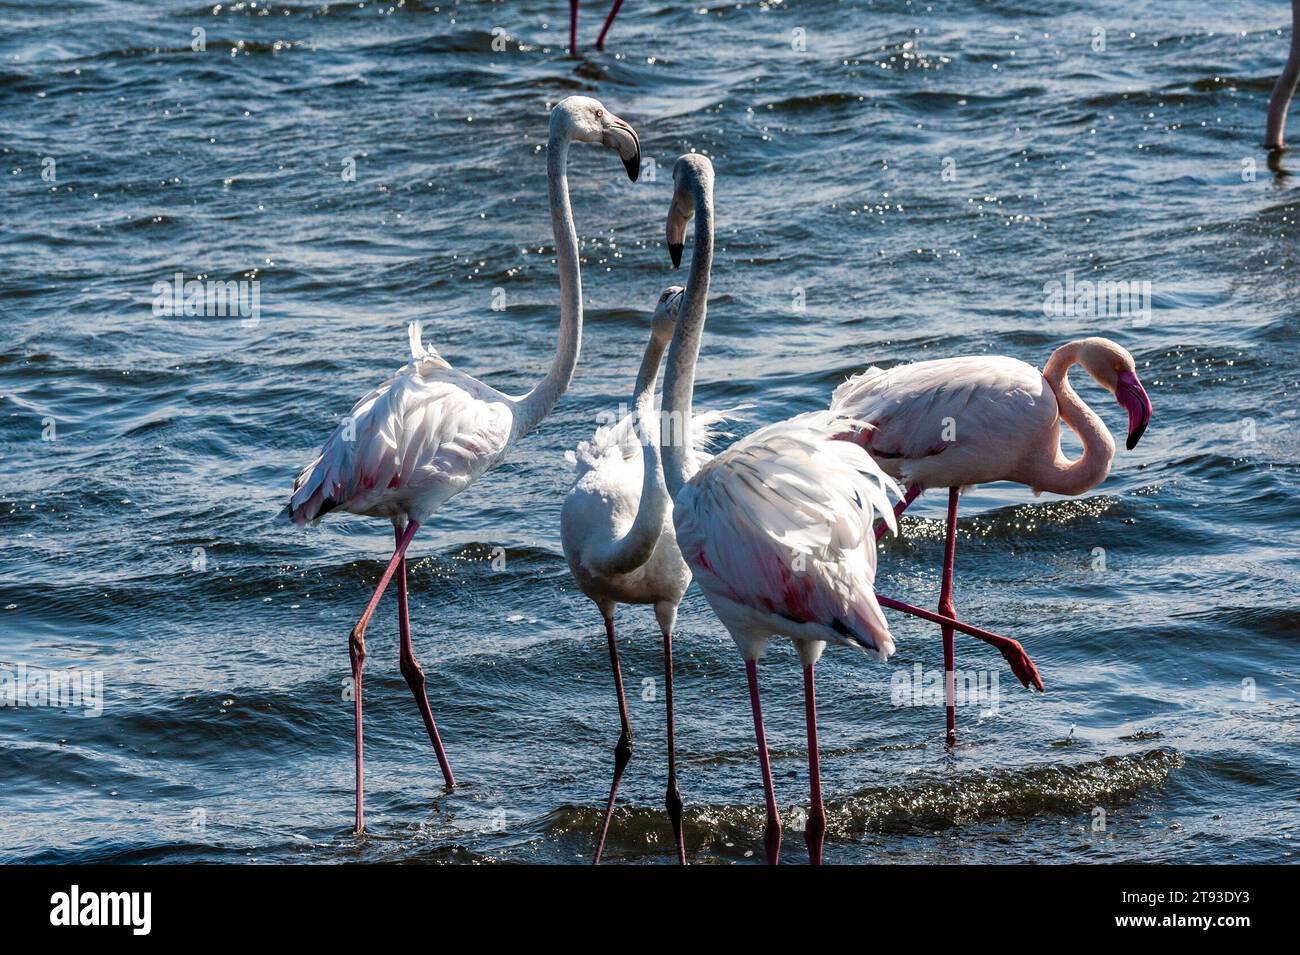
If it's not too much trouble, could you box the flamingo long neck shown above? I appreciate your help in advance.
[513,132,581,440]
[600,334,672,575]
[1267,0,1300,149]
[660,174,714,500]
[1025,343,1116,496]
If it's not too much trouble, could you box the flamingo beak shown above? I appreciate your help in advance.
[602,117,641,182]
[1115,370,1152,450]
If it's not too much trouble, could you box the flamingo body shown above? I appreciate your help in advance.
[288,324,514,527]
[673,410,902,666]
[830,355,1058,493]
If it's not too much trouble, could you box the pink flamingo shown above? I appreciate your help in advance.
[830,339,1153,745]
[657,155,1042,865]
[284,96,640,833]
[1266,0,1300,150]
[568,0,628,54]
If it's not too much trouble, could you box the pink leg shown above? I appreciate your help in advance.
[595,0,626,50]
[349,519,420,833]
[394,524,455,790]
[593,615,633,864]
[663,630,686,865]
[803,663,825,866]
[746,659,782,864]
[939,488,959,746]
[876,483,922,541]
[873,595,1044,692]
[568,0,578,55]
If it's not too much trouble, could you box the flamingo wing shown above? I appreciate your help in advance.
[673,411,903,658]
[288,353,513,526]
[831,355,1051,483]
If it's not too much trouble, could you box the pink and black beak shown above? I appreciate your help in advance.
[1115,370,1152,450]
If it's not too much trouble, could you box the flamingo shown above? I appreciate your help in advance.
[830,337,1153,745]
[561,285,737,865]
[568,0,628,54]
[655,154,1039,866]
[283,95,640,834]
[1266,0,1300,151]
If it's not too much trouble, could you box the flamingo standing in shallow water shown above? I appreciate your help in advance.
[1266,0,1300,151]
[830,338,1153,745]
[561,284,734,865]
[568,0,628,54]
[654,155,1038,865]
[284,96,640,833]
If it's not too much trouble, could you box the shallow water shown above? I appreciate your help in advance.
[1,0,1297,864]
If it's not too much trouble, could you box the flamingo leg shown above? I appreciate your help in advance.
[595,0,626,50]
[803,663,826,866]
[593,614,633,864]
[875,482,922,542]
[745,658,782,865]
[663,630,686,865]
[939,487,959,745]
[394,523,456,790]
[874,594,1043,692]
[568,0,579,55]
[348,519,420,834]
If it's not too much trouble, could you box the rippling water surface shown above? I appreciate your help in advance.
[2,0,1297,864]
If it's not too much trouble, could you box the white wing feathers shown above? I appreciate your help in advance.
[567,406,741,479]
[831,355,1044,464]
[288,324,509,525]
[674,411,903,658]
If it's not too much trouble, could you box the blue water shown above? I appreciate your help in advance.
[1,0,1297,864]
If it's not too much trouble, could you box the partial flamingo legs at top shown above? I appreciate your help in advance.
[568,0,629,54]
[283,97,640,834]
[654,155,1040,866]
[830,338,1154,745]
[1266,0,1300,150]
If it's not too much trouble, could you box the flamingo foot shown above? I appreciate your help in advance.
[998,638,1045,693]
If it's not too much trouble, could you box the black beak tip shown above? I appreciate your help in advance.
[668,243,683,268]
[1126,420,1148,451]
[624,153,640,183]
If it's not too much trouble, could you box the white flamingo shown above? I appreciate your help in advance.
[654,154,1028,866]
[284,96,640,834]
[560,285,735,865]
[830,337,1153,744]
[1267,0,1300,151]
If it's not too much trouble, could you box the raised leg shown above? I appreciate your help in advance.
[876,482,922,541]
[568,0,578,55]
[349,519,420,834]
[939,488,959,746]
[745,658,782,864]
[595,0,626,50]
[663,630,686,865]
[593,614,633,864]
[873,594,1043,692]
[803,663,825,866]
[394,523,455,790]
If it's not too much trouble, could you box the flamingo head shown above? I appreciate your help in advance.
[550,96,641,181]
[650,286,686,343]
[666,154,714,267]
[1077,338,1153,450]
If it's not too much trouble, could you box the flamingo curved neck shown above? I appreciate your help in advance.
[1025,343,1116,496]
[513,133,581,440]
[661,175,714,500]
[600,334,672,575]
[1268,0,1300,149]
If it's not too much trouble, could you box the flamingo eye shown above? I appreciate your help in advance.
[594,108,604,120]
